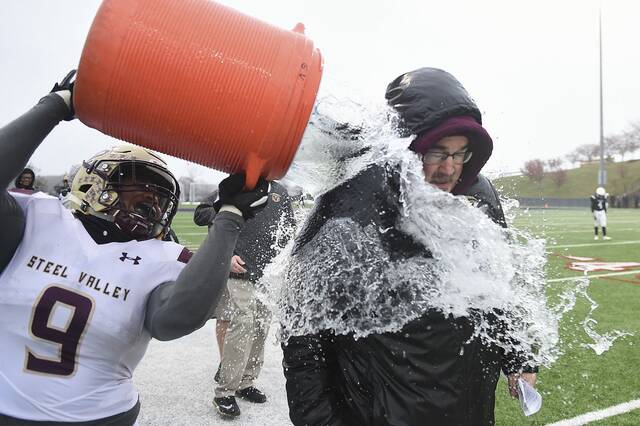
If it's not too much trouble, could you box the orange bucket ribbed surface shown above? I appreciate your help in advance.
[75,0,323,188]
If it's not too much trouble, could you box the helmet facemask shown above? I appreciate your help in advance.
[105,161,179,240]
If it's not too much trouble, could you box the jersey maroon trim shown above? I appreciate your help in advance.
[177,247,193,264]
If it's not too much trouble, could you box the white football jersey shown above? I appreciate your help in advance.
[0,192,187,421]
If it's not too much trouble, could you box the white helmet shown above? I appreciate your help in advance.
[67,145,180,240]
[596,187,606,196]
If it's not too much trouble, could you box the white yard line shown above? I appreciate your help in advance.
[534,227,637,235]
[551,240,640,248]
[546,399,640,426]
[548,269,640,283]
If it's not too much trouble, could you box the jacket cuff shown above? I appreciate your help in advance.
[219,205,242,217]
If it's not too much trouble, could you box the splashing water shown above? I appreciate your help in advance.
[261,96,630,368]
[503,201,633,355]
[569,275,631,355]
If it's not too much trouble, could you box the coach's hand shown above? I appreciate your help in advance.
[50,69,77,121]
[214,173,270,219]
[230,255,247,274]
[507,372,537,399]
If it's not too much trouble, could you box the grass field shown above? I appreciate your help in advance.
[171,207,640,425]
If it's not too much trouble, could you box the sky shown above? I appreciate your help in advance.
[2,0,640,184]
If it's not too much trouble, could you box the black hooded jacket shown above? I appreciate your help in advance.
[281,167,526,426]
[281,68,532,426]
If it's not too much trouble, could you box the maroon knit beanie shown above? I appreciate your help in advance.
[409,116,493,195]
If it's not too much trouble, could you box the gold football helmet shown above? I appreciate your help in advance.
[67,145,180,240]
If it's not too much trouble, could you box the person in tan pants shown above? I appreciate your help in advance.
[194,181,295,418]
[214,276,271,399]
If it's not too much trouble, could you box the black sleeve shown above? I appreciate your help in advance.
[483,311,538,375]
[282,333,346,426]
[0,94,69,273]
[145,211,242,341]
[501,348,539,375]
[193,190,219,227]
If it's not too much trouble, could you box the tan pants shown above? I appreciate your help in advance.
[214,278,271,397]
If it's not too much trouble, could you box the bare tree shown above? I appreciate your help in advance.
[546,158,567,187]
[551,169,567,187]
[618,131,640,160]
[604,135,620,159]
[574,144,601,163]
[546,158,562,171]
[521,159,545,183]
[606,134,633,161]
[565,151,581,167]
[628,120,640,143]
[567,144,598,164]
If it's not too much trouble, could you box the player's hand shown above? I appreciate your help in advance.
[507,372,537,399]
[230,255,247,274]
[213,173,270,219]
[50,69,76,121]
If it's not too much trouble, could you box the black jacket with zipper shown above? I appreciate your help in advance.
[281,165,532,426]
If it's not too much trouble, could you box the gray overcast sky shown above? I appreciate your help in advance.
[2,0,639,182]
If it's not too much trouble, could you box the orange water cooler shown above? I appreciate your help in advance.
[74,0,323,188]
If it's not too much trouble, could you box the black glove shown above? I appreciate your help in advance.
[50,69,77,121]
[213,173,270,219]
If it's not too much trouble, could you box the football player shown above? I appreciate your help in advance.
[591,186,610,240]
[0,71,270,424]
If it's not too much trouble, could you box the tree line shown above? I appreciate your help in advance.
[521,120,640,185]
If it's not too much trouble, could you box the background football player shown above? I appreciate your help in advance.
[0,70,270,424]
[591,186,610,240]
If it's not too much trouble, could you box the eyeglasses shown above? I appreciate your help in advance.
[420,150,473,165]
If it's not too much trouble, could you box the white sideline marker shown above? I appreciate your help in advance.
[551,240,640,249]
[546,399,640,426]
[548,269,640,283]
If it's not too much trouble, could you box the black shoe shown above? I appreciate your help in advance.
[235,386,267,404]
[214,364,221,383]
[213,396,240,418]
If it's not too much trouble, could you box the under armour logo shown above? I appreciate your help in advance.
[119,253,142,265]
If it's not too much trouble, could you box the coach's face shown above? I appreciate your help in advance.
[421,135,469,193]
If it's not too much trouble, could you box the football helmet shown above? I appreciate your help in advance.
[596,187,606,196]
[67,145,180,240]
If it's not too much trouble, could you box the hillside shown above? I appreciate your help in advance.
[494,159,640,198]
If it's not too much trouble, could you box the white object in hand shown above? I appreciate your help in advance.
[517,378,542,416]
